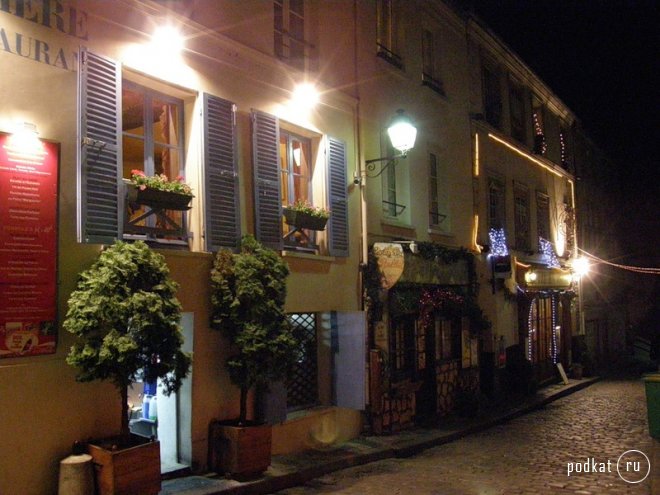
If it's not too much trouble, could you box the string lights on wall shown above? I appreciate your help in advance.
[488,227,509,257]
[539,237,560,268]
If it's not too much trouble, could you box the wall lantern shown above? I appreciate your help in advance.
[524,270,538,283]
[361,109,417,179]
[572,257,590,279]
[6,122,45,164]
[151,24,184,55]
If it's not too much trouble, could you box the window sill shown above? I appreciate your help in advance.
[380,217,415,231]
[428,227,454,238]
[282,251,335,263]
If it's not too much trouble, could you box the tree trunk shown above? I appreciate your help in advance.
[239,386,248,425]
[120,384,130,438]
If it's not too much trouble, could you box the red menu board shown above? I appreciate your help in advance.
[0,132,58,358]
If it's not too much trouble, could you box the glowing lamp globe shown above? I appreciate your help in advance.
[387,109,417,154]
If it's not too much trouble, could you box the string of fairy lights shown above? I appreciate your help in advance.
[578,248,660,275]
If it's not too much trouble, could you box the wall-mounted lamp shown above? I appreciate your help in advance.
[362,109,417,179]
[6,122,45,163]
[524,270,537,283]
[151,24,184,55]
[572,257,590,279]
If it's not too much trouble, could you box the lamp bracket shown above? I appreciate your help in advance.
[364,153,407,178]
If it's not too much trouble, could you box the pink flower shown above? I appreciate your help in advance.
[176,175,185,182]
[131,169,145,177]
[139,185,146,191]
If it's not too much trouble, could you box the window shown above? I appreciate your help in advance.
[514,183,530,251]
[78,49,240,249]
[376,0,402,68]
[279,130,315,250]
[437,318,461,361]
[122,82,186,244]
[390,315,416,380]
[287,313,319,411]
[482,64,502,128]
[536,192,550,246]
[421,29,444,95]
[252,110,349,256]
[509,83,526,143]
[487,176,506,230]
[428,152,448,229]
[274,0,306,70]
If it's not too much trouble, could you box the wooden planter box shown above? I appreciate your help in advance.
[126,184,192,211]
[209,420,272,479]
[87,437,160,495]
[283,208,328,231]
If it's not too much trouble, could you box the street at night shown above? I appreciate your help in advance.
[276,381,653,495]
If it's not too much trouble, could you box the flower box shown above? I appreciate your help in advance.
[283,207,328,231]
[126,184,192,211]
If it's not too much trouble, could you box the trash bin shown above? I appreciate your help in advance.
[643,373,660,439]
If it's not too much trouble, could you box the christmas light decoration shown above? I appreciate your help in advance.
[527,301,535,361]
[533,111,547,155]
[539,237,560,268]
[560,131,567,168]
[488,227,509,257]
[551,297,558,364]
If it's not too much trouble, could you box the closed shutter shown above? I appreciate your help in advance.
[331,311,366,410]
[78,48,121,244]
[203,94,241,251]
[251,110,282,250]
[327,137,349,257]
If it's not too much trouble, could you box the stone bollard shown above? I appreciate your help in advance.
[58,454,94,495]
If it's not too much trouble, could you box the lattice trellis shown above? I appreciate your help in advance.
[287,313,318,410]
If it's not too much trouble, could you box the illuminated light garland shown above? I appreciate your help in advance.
[560,131,567,168]
[539,237,560,268]
[488,227,509,257]
[551,296,558,364]
[577,248,660,274]
[527,300,535,361]
[488,134,565,178]
[533,112,547,155]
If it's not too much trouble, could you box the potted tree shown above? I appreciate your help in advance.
[64,241,191,495]
[209,235,300,478]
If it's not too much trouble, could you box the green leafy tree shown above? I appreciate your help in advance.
[211,235,298,424]
[64,241,191,438]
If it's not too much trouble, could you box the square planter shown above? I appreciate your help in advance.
[87,436,160,495]
[209,420,272,479]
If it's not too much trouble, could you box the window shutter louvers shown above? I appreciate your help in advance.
[327,137,349,257]
[203,94,241,251]
[251,110,283,250]
[78,49,121,244]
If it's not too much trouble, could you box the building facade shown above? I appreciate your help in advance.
[0,1,601,493]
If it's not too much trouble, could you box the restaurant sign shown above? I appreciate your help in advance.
[373,242,404,289]
[0,132,58,358]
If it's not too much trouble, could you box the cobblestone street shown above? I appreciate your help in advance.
[275,380,653,495]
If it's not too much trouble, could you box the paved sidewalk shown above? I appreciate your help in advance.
[159,377,652,495]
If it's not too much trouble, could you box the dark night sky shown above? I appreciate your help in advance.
[460,0,659,192]
[459,0,659,264]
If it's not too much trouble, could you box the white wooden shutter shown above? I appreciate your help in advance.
[78,48,121,244]
[203,94,240,251]
[332,311,366,410]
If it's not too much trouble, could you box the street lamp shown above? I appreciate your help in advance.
[358,109,417,287]
[363,109,417,177]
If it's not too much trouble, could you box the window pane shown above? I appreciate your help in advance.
[122,88,145,135]
[123,135,145,178]
[152,100,180,147]
[290,13,304,40]
[274,2,283,32]
[154,144,180,179]
[289,0,304,16]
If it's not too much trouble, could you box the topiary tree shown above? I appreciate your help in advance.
[210,235,299,425]
[64,241,192,439]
